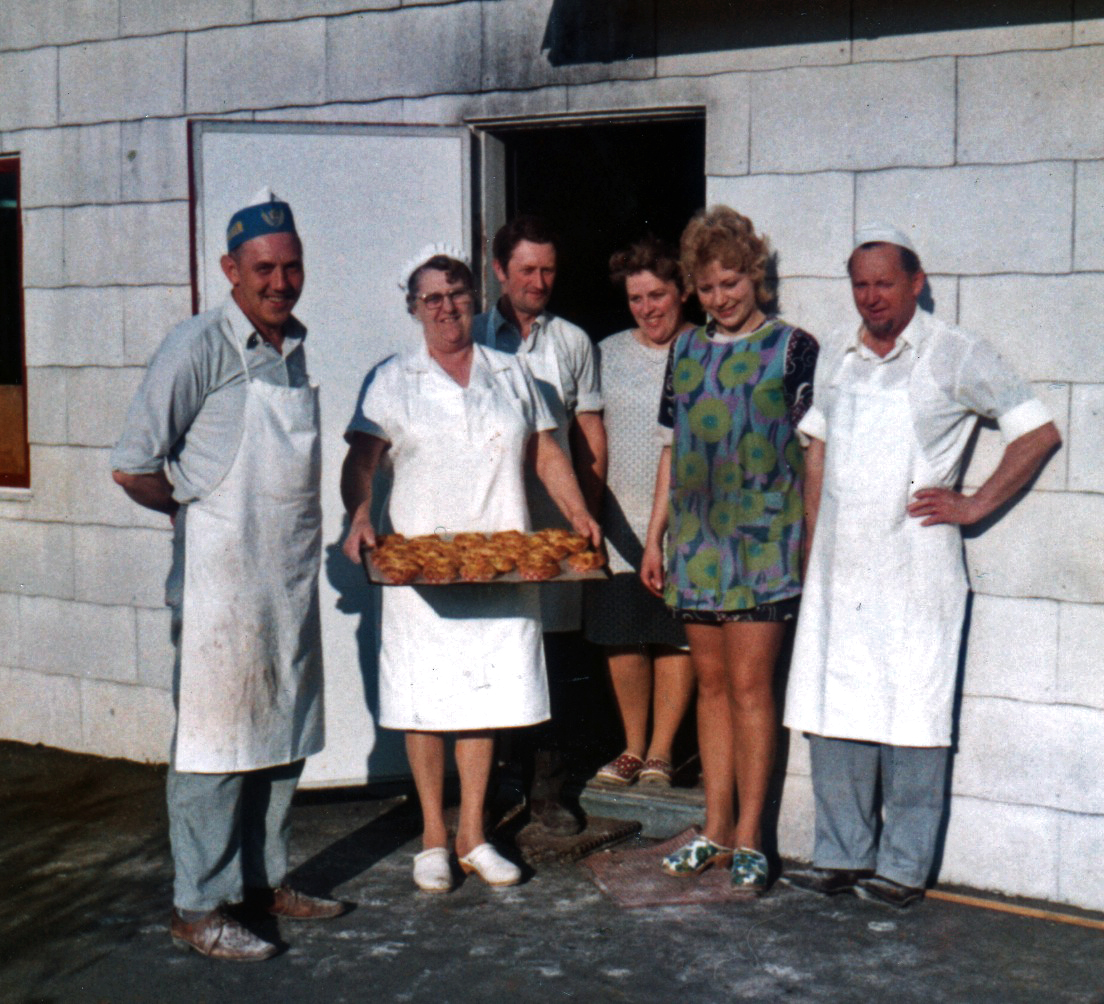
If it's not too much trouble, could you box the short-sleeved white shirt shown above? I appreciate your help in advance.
[799,309,1050,485]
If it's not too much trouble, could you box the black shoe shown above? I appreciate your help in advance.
[779,865,874,896]
[854,875,925,909]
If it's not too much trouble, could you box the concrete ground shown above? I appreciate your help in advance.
[2,740,1102,1004]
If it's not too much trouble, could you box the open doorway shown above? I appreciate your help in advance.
[480,115,708,786]
[488,115,706,340]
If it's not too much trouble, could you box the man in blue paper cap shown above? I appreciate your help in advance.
[112,189,347,961]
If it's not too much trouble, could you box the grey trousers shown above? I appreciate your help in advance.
[167,759,305,912]
[808,735,950,889]
[167,599,304,912]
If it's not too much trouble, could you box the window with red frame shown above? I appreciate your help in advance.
[0,157,27,488]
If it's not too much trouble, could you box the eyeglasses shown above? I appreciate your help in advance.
[418,289,474,312]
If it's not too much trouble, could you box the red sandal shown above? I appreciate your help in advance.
[595,752,644,785]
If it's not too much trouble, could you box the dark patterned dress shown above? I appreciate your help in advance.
[658,318,818,616]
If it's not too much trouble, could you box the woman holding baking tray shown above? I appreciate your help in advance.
[341,246,600,894]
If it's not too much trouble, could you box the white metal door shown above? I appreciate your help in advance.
[191,120,471,786]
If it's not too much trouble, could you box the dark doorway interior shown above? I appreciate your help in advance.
[499,117,706,341]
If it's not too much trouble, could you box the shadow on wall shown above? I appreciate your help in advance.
[541,0,1087,66]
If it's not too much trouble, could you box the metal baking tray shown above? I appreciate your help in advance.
[360,532,610,586]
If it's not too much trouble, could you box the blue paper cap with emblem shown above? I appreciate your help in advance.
[226,186,298,253]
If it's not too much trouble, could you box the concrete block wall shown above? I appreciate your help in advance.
[0,0,1100,909]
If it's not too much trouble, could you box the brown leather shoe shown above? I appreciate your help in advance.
[854,875,925,909]
[170,908,277,962]
[245,884,348,921]
[779,865,874,896]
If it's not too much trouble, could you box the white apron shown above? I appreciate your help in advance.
[784,369,967,747]
[521,335,582,632]
[175,333,325,773]
[379,352,549,731]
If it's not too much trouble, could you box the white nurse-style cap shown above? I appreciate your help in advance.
[853,223,917,255]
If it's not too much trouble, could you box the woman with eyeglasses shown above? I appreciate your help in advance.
[340,247,600,894]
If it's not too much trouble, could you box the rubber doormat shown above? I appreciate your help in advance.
[582,827,759,908]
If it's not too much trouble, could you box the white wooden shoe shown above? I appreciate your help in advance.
[458,843,521,887]
[412,847,453,893]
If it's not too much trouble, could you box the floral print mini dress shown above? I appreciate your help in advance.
[658,318,818,614]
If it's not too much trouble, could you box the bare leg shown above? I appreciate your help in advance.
[406,731,447,851]
[685,623,735,847]
[646,646,695,764]
[454,730,495,859]
[604,646,652,759]
[722,621,785,851]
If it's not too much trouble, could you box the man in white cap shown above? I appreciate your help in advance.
[112,189,345,961]
[781,225,1060,908]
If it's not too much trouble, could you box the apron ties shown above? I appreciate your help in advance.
[175,328,325,773]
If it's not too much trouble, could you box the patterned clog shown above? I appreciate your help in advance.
[595,753,644,785]
[730,847,769,895]
[661,834,735,877]
[638,758,673,786]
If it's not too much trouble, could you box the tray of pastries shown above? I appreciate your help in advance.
[362,528,609,586]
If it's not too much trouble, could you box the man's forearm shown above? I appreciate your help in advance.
[112,469,178,519]
[569,411,607,516]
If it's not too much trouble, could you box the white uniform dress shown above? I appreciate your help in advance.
[348,341,557,731]
[784,310,1051,747]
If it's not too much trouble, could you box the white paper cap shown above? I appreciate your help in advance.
[398,242,470,292]
[853,223,917,255]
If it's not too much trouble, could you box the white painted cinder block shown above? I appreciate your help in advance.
[0,518,73,599]
[26,367,68,445]
[73,524,171,610]
[960,275,1104,383]
[81,678,173,764]
[1075,17,1104,45]
[0,0,118,51]
[0,593,20,667]
[0,48,59,131]
[74,446,164,529]
[59,35,185,125]
[954,697,1104,814]
[120,118,189,203]
[255,99,406,124]
[122,285,194,365]
[118,0,252,36]
[959,47,1104,163]
[187,20,327,115]
[24,287,125,367]
[857,163,1074,276]
[939,797,1059,902]
[1057,602,1104,710]
[960,381,1069,494]
[962,594,1058,704]
[1058,812,1104,908]
[66,367,146,448]
[751,59,955,174]
[136,607,174,691]
[776,770,815,862]
[1068,384,1104,493]
[20,595,137,682]
[329,6,483,102]
[965,491,1104,604]
[11,123,122,208]
[707,173,853,277]
[769,278,856,343]
[0,667,83,751]
[853,9,1070,62]
[1075,161,1104,271]
[20,208,65,288]
[63,203,191,286]
[255,0,391,18]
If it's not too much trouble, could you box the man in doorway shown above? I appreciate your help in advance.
[112,189,346,961]
[472,216,607,833]
[782,224,1060,908]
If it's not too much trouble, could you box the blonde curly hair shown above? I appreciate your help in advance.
[679,205,772,305]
